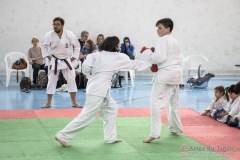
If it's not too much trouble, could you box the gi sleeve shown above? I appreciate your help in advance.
[68,31,80,59]
[117,53,151,71]
[41,32,52,58]
[224,102,232,113]
[205,98,216,110]
[228,105,239,117]
[236,112,240,120]
[82,54,94,75]
[137,38,168,64]
[221,98,229,110]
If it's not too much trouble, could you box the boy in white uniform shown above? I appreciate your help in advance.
[55,36,151,147]
[41,17,81,108]
[139,18,183,143]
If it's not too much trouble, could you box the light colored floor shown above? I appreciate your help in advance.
[0,74,239,113]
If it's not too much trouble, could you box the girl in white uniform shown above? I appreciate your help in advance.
[138,18,183,143]
[217,84,240,123]
[55,36,151,147]
[201,86,229,118]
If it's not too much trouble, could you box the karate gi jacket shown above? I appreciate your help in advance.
[41,30,80,70]
[205,96,228,111]
[82,51,151,97]
[138,35,182,84]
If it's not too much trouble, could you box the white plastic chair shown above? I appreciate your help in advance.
[184,55,209,82]
[119,69,135,86]
[4,52,30,87]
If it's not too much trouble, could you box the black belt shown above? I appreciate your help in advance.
[51,55,72,75]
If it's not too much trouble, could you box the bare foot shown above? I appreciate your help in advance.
[143,137,156,143]
[170,130,183,135]
[41,104,51,108]
[72,104,83,108]
[55,136,71,147]
[170,132,178,135]
[72,103,83,108]
[114,140,122,143]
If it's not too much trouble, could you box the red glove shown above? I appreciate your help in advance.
[150,64,158,72]
[151,47,155,52]
[140,46,147,53]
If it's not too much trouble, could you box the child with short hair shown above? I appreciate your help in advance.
[201,86,229,119]
[139,18,183,143]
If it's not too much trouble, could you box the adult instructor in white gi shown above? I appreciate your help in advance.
[41,17,81,108]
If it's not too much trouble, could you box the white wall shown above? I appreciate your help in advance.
[0,0,240,75]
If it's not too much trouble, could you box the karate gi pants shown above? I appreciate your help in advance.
[56,95,118,143]
[149,83,183,138]
[46,68,77,94]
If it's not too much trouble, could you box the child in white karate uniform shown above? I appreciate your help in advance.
[201,86,229,119]
[217,84,240,124]
[55,36,151,147]
[138,18,183,143]
[225,82,240,127]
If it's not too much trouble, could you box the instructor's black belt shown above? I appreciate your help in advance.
[51,55,72,75]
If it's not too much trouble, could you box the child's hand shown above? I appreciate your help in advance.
[151,47,155,52]
[140,46,147,53]
[150,64,158,72]
[201,110,208,116]
[230,117,235,122]
[218,113,224,118]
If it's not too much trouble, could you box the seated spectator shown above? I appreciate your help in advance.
[79,39,98,61]
[74,31,89,70]
[28,37,48,85]
[96,34,105,48]
[120,37,135,60]
[217,84,240,124]
[201,86,229,118]
[78,31,89,50]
